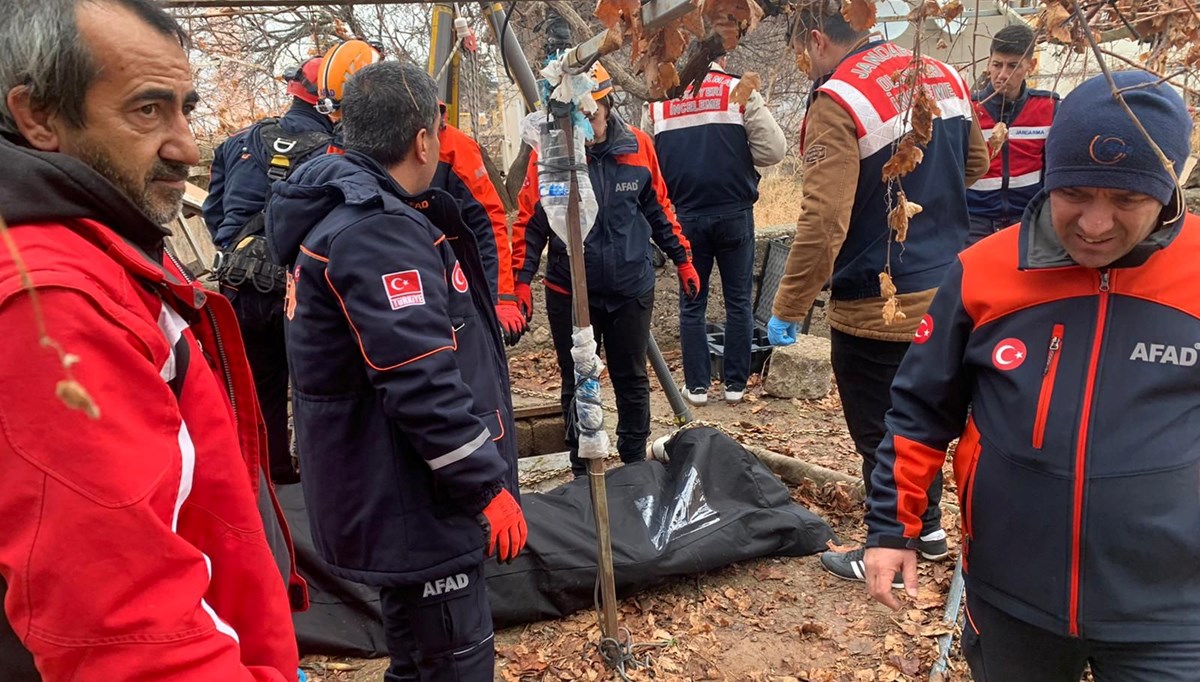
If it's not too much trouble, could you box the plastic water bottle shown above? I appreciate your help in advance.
[537,118,598,244]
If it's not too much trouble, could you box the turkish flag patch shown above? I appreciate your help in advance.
[992,338,1027,371]
[451,262,469,293]
[382,270,425,310]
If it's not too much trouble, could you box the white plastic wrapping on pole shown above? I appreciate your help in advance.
[571,325,609,459]
[518,53,600,247]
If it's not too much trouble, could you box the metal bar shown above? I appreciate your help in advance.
[428,3,460,126]
[929,557,967,678]
[640,0,697,33]
[481,1,541,110]
[647,335,692,426]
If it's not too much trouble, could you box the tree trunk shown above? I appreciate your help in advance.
[505,142,533,209]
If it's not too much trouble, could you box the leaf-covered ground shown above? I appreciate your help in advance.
[301,349,972,682]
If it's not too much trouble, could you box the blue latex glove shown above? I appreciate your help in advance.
[767,315,798,346]
[298,669,308,682]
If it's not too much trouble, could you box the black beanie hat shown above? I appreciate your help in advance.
[1044,71,1192,206]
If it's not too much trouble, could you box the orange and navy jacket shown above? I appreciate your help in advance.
[511,115,690,310]
[967,83,1058,224]
[866,193,1200,642]
[265,151,518,585]
[0,139,301,680]
[434,123,515,306]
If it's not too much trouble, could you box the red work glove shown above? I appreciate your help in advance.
[495,302,527,346]
[677,262,701,300]
[514,282,533,322]
[479,488,527,562]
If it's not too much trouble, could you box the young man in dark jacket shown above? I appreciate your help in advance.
[965,24,1058,246]
[511,65,700,478]
[865,71,1199,680]
[0,0,301,678]
[266,62,525,681]
[203,57,335,483]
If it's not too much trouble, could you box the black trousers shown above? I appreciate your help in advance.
[226,286,296,484]
[546,288,654,477]
[829,328,943,535]
[380,564,494,681]
[963,590,1200,681]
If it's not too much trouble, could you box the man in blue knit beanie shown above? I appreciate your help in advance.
[860,70,1200,680]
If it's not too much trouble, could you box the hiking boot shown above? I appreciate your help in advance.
[917,529,949,561]
[685,387,708,406]
[724,388,744,404]
[819,547,903,588]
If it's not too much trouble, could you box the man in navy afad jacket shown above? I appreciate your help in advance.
[265,62,525,681]
[865,72,1200,680]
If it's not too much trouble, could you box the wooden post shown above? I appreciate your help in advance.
[557,111,619,641]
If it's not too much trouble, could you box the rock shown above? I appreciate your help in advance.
[530,417,567,456]
[762,335,832,399]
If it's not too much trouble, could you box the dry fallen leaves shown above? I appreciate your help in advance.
[887,191,924,243]
[988,121,1009,160]
[729,72,762,106]
[1038,2,1074,44]
[841,0,878,31]
[882,135,925,181]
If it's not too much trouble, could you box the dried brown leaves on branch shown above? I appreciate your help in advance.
[987,121,1009,161]
[841,0,877,31]
[594,0,765,99]
[729,71,762,105]
[0,214,100,420]
[882,135,925,181]
[911,85,942,146]
[888,191,924,243]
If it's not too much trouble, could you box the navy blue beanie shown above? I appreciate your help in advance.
[1044,71,1192,206]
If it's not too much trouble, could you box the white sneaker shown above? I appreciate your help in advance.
[724,388,744,404]
[685,388,708,406]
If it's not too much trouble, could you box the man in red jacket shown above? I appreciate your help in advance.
[0,0,301,679]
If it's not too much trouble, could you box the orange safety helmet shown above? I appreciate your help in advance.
[316,39,382,119]
[284,57,322,105]
[590,62,614,101]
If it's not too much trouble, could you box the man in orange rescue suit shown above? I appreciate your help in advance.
[767,0,990,584]
[865,71,1199,682]
[266,62,525,681]
[965,23,1059,246]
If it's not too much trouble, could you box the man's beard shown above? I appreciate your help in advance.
[75,139,190,225]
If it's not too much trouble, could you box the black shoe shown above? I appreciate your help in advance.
[917,529,949,561]
[819,547,903,588]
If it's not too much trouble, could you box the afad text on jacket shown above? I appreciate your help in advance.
[867,193,1200,643]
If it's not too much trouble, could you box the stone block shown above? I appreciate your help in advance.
[514,419,534,457]
[762,335,832,399]
[530,417,567,456]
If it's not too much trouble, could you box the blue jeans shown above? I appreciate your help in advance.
[678,208,756,392]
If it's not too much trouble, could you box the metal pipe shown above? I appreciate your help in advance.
[929,557,967,678]
[481,1,541,110]
[647,335,691,426]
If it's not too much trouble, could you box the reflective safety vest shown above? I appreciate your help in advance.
[967,86,1058,225]
[802,40,977,300]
